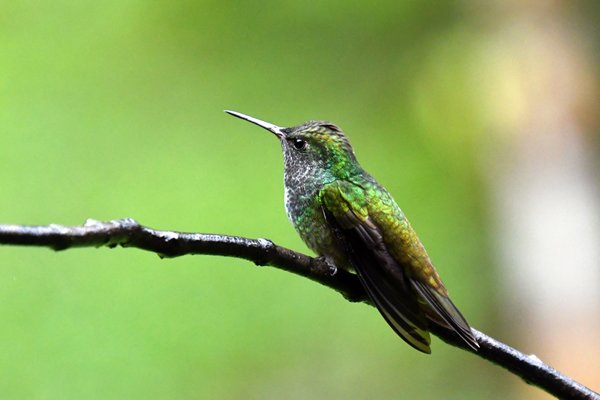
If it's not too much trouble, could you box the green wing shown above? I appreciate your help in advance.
[320,180,431,353]
[320,180,478,353]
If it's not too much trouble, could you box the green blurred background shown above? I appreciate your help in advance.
[1,1,599,399]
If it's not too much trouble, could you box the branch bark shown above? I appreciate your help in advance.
[0,219,598,400]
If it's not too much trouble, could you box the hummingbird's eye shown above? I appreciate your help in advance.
[291,138,307,150]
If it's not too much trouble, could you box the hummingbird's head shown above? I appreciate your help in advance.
[226,110,361,182]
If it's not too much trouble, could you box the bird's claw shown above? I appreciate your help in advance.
[316,256,338,276]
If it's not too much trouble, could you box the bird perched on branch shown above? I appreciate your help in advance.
[226,110,479,353]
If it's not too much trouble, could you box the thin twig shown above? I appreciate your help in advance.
[0,219,598,400]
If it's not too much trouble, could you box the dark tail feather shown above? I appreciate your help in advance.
[411,280,479,351]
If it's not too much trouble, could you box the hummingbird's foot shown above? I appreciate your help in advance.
[316,256,338,276]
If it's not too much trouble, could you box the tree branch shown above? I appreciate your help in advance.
[0,219,598,400]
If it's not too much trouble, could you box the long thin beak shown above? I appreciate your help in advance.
[225,110,285,138]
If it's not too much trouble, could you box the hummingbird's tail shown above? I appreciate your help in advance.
[411,280,480,351]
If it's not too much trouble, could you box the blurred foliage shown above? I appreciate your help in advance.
[2,1,596,399]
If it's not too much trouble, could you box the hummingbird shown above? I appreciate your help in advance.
[225,110,479,353]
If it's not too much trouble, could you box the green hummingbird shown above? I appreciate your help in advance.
[226,110,479,353]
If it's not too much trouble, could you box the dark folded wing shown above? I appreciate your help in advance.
[320,180,479,352]
[320,183,432,353]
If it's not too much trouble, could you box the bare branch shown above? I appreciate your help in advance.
[0,219,598,400]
